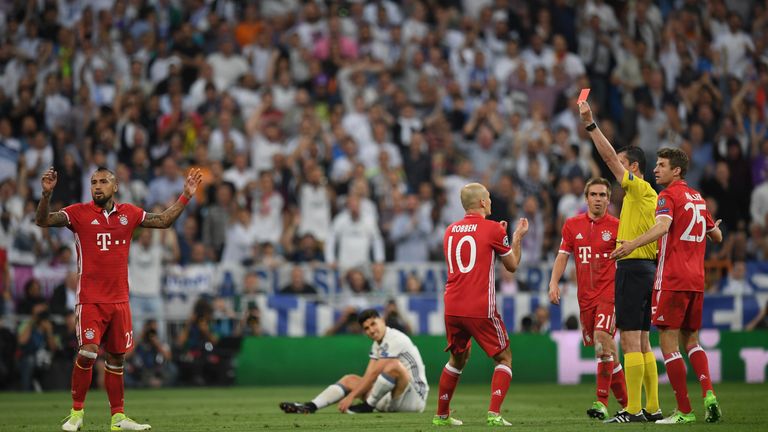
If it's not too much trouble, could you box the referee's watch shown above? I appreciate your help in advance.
[585,122,597,131]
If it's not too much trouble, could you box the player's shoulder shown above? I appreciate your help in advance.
[62,201,91,217]
[384,327,413,344]
[564,212,588,228]
[605,214,620,225]
[117,202,143,212]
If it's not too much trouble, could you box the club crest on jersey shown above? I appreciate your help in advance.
[84,328,95,340]
[657,198,666,207]
[503,236,509,247]
[601,230,612,241]
[119,214,128,225]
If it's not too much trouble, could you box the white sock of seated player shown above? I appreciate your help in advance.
[365,373,396,407]
[311,383,348,409]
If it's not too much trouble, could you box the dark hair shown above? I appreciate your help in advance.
[93,166,117,183]
[657,147,689,178]
[584,177,612,199]
[357,308,380,325]
[616,146,646,173]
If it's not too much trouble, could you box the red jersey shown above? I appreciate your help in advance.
[61,201,146,304]
[558,212,619,310]
[443,214,512,318]
[654,180,715,292]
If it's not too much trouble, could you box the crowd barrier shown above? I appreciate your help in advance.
[235,330,768,385]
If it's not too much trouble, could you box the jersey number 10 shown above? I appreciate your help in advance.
[681,202,706,243]
[447,235,477,274]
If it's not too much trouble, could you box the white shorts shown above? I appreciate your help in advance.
[374,380,427,413]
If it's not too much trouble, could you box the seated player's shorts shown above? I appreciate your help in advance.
[615,259,656,331]
[651,290,703,331]
[444,313,510,358]
[579,300,616,346]
[374,380,427,413]
[76,302,133,353]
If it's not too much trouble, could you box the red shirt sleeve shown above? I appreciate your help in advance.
[490,221,512,256]
[559,221,573,254]
[655,190,674,220]
[704,206,716,231]
[60,203,80,231]
[128,203,146,228]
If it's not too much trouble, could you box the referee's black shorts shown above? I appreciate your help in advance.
[615,259,657,331]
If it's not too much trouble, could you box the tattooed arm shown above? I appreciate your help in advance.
[35,168,69,228]
[140,200,188,228]
[140,168,203,229]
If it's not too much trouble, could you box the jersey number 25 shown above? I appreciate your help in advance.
[681,203,706,243]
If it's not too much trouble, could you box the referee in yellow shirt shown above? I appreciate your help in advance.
[579,101,661,423]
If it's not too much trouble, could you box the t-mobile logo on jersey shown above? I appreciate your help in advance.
[578,246,592,264]
[96,233,128,251]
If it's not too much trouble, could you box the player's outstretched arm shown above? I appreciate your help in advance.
[35,167,69,228]
[579,101,626,181]
[141,168,202,229]
[500,218,529,273]
[548,253,569,305]
[611,217,672,259]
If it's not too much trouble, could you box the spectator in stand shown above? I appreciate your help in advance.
[128,229,166,339]
[17,303,58,391]
[390,194,433,263]
[239,302,262,337]
[50,271,78,316]
[176,298,219,386]
[221,206,255,266]
[326,194,385,273]
[297,162,333,243]
[202,182,235,260]
[721,261,752,295]
[147,157,186,208]
[250,171,284,246]
[16,278,46,316]
[126,319,176,388]
[280,266,318,295]
[222,153,256,194]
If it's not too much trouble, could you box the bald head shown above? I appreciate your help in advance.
[460,183,489,213]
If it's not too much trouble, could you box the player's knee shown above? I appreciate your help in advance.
[382,361,406,376]
[75,349,98,369]
[338,374,359,387]
[106,352,125,367]
[80,343,99,354]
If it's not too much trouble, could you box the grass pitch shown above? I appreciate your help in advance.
[0,382,764,431]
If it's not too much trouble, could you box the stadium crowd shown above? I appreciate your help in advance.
[0,0,767,391]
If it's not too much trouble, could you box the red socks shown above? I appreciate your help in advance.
[687,345,714,397]
[71,353,96,410]
[611,364,628,408]
[596,358,613,406]
[488,364,512,414]
[104,363,125,415]
[664,352,692,414]
[436,364,462,416]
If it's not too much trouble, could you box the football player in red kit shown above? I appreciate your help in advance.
[549,178,628,420]
[612,148,723,424]
[36,166,201,431]
[433,182,528,427]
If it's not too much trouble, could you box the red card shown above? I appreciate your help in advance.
[578,88,590,103]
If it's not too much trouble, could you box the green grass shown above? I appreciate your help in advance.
[1,382,764,431]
